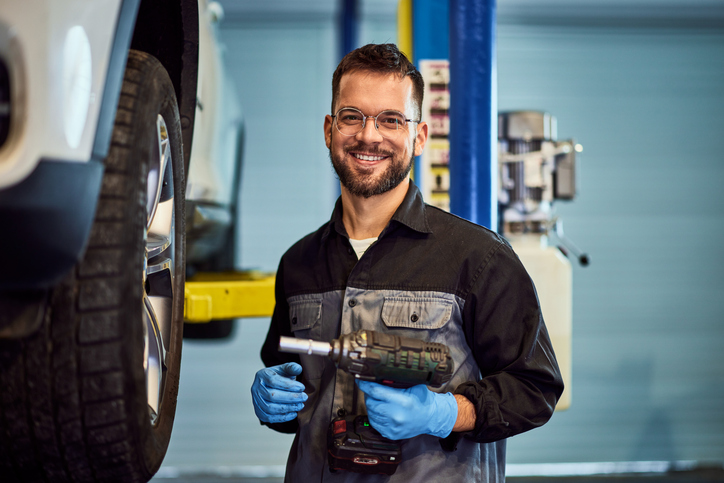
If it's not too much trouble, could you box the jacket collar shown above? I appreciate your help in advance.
[322,181,433,242]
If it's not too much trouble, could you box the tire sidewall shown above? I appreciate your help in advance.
[121,51,186,477]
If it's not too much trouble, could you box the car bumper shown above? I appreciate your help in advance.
[0,159,103,290]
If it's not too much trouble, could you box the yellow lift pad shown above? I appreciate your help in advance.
[184,271,276,322]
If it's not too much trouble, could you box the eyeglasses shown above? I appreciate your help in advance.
[332,107,419,139]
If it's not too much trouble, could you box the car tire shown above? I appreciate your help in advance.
[0,50,185,482]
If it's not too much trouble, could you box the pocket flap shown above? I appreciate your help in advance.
[381,296,453,329]
[288,297,322,332]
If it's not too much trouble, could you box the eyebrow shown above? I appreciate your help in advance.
[338,106,406,115]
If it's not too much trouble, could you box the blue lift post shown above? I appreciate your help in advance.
[340,0,359,61]
[448,0,498,230]
[411,0,449,186]
[412,0,449,60]
[411,0,498,230]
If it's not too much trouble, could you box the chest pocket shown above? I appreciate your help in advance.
[287,297,324,380]
[381,296,453,330]
[288,297,323,334]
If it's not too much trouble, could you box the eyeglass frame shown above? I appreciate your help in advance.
[331,107,421,138]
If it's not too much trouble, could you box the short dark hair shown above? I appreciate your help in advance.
[331,43,424,120]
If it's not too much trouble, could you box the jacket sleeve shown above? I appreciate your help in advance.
[259,259,301,434]
[453,240,564,444]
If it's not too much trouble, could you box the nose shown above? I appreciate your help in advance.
[356,115,384,143]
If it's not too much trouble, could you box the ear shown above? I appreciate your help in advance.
[413,121,428,157]
[324,115,333,149]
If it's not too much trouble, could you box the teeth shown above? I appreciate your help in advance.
[355,154,385,161]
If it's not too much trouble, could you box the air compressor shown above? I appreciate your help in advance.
[498,111,588,410]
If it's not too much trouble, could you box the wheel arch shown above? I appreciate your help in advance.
[94,0,198,176]
[130,0,199,176]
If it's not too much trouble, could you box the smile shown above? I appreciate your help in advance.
[352,153,387,162]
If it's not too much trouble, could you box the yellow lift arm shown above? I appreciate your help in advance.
[184,271,276,322]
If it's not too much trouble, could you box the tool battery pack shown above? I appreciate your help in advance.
[327,415,401,475]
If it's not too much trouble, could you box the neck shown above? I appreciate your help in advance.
[341,178,410,240]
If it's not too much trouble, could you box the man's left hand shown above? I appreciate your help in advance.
[356,380,458,440]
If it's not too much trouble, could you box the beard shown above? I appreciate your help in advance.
[329,142,414,199]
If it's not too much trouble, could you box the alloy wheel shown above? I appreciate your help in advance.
[143,114,176,424]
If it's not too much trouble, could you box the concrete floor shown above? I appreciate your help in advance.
[150,469,724,483]
[153,479,282,483]
[151,476,724,483]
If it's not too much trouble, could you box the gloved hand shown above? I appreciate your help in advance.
[251,362,308,423]
[357,380,458,440]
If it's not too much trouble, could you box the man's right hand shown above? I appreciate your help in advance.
[251,362,308,423]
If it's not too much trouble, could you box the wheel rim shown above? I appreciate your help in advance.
[143,114,176,425]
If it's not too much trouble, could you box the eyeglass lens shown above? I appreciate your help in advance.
[335,108,407,137]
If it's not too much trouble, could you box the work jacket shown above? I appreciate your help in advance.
[261,182,563,482]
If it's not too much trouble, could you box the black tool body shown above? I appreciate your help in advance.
[279,329,455,475]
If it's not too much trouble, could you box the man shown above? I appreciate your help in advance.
[251,43,563,482]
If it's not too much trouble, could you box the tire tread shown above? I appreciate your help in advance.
[0,49,185,483]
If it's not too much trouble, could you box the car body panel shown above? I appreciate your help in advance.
[0,0,122,189]
[0,158,103,290]
[187,0,241,207]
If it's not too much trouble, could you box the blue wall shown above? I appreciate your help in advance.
[497,23,724,464]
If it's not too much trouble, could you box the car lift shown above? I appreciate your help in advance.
[184,271,276,322]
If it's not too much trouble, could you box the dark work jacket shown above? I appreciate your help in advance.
[261,182,563,482]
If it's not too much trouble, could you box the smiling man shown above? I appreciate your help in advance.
[326,70,422,200]
[251,44,564,482]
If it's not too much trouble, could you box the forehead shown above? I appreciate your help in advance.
[336,70,414,114]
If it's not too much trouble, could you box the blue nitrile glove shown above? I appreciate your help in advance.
[357,380,458,440]
[251,362,308,423]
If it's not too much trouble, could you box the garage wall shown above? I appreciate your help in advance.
[159,6,724,474]
[497,22,724,464]
[222,20,336,273]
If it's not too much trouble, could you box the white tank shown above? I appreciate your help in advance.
[508,233,572,411]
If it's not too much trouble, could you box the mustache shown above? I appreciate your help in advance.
[343,144,395,158]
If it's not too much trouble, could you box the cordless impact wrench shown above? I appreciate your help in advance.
[279,329,454,475]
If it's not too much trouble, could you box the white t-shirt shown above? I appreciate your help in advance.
[349,237,378,259]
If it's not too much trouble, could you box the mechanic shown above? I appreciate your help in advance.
[251,43,564,482]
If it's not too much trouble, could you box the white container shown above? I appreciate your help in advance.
[508,234,572,411]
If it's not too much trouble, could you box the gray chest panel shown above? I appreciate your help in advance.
[284,288,506,482]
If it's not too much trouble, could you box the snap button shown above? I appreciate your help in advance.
[348,299,357,307]
[410,313,419,323]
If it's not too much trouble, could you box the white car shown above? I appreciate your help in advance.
[0,0,242,480]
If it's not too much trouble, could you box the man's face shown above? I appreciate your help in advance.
[324,71,427,199]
